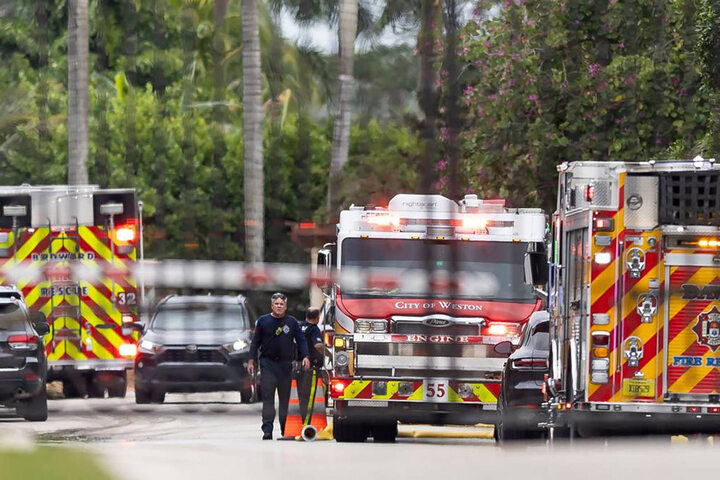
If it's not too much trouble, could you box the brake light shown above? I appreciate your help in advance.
[115,226,136,244]
[8,334,38,350]
[511,358,548,369]
[687,406,701,414]
[330,378,350,398]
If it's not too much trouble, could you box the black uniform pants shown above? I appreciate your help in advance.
[259,358,292,435]
[297,367,317,423]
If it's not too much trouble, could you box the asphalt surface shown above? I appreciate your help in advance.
[0,393,718,480]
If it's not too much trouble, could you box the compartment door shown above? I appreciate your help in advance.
[665,255,720,396]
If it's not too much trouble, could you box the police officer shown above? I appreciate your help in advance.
[248,293,309,440]
[297,308,324,422]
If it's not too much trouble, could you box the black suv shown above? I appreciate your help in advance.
[134,295,257,404]
[495,311,549,442]
[0,296,50,421]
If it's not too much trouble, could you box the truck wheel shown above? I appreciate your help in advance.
[107,372,127,398]
[371,422,397,443]
[20,386,48,422]
[62,376,88,399]
[333,416,368,443]
[87,375,105,399]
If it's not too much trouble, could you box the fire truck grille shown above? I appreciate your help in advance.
[159,348,225,364]
[660,172,720,226]
[392,322,480,336]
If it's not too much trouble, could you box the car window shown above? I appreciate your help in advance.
[0,303,29,331]
[530,331,549,351]
[152,303,249,331]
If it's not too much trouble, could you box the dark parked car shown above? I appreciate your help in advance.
[494,311,549,442]
[0,293,50,421]
[134,295,257,404]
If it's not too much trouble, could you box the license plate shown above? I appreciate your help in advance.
[424,379,450,402]
[622,378,655,397]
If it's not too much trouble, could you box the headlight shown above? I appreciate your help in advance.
[138,339,161,354]
[224,339,250,353]
[356,319,387,333]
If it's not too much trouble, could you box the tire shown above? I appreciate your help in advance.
[151,389,165,404]
[371,422,397,443]
[333,416,369,443]
[87,375,105,399]
[496,390,524,443]
[62,376,88,399]
[135,383,152,404]
[20,386,48,422]
[107,372,127,398]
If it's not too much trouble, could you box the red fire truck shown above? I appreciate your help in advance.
[540,158,720,437]
[0,185,143,398]
[318,193,546,442]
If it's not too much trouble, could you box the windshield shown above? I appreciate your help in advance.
[152,303,249,331]
[340,238,535,301]
[0,303,28,331]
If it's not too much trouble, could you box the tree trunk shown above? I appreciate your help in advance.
[68,0,89,185]
[443,0,460,198]
[418,0,440,193]
[242,0,264,263]
[327,0,358,220]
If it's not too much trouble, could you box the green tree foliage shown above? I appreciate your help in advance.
[461,0,710,211]
[0,0,420,263]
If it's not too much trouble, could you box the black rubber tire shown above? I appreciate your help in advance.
[135,383,152,404]
[107,372,127,398]
[62,376,88,399]
[333,416,368,443]
[151,389,166,404]
[20,387,48,422]
[87,375,105,399]
[496,390,525,443]
[371,422,397,443]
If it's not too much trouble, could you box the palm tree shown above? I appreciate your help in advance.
[242,0,264,263]
[68,0,89,185]
[327,0,358,218]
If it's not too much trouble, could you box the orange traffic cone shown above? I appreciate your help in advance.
[280,373,328,440]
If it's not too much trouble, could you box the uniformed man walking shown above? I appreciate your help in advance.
[297,308,324,423]
[248,293,309,440]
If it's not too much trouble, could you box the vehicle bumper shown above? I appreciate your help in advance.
[557,402,720,435]
[329,377,500,425]
[135,353,253,393]
[0,362,45,403]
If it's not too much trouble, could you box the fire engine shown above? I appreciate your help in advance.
[0,185,143,398]
[539,158,720,437]
[317,193,546,442]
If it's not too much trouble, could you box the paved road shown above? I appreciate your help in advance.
[0,393,718,480]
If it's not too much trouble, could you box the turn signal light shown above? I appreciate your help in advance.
[592,347,609,358]
[594,218,614,231]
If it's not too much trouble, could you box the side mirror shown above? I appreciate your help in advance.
[524,251,548,286]
[494,340,516,356]
[34,322,50,336]
[126,322,145,332]
[316,246,334,295]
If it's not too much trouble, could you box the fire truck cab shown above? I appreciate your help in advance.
[319,193,546,442]
[543,158,720,437]
[0,185,143,399]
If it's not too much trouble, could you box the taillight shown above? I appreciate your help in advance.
[115,226,137,244]
[8,334,38,350]
[330,378,350,398]
[511,358,548,369]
